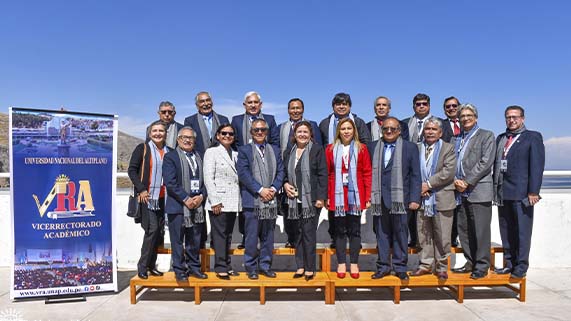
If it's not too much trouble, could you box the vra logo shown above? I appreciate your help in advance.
[32,174,95,220]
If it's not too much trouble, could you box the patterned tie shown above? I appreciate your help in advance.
[259,144,265,158]
[417,120,423,142]
[384,144,395,167]
[186,152,197,173]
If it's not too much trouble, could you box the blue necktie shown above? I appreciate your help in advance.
[384,144,395,167]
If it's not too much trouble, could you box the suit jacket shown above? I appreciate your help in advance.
[318,113,371,146]
[367,139,422,209]
[162,149,206,214]
[231,113,280,148]
[452,128,496,203]
[183,112,230,157]
[282,143,328,203]
[423,141,457,211]
[203,144,241,212]
[146,121,183,148]
[325,143,372,210]
[278,120,323,157]
[440,118,458,143]
[366,119,410,142]
[494,130,544,200]
[236,143,285,209]
[127,142,172,194]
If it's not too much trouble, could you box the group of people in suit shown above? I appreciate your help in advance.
[128,90,545,283]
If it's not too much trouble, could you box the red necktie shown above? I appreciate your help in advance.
[453,119,460,136]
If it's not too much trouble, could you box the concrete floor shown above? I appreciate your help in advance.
[2,267,571,321]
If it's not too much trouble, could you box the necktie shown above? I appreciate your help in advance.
[250,116,257,123]
[417,120,423,142]
[503,134,514,158]
[259,144,265,158]
[425,145,433,159]
[384,144,394,167]
[204,115,212,139]
[453,119,460,136]
[186,152,197,173]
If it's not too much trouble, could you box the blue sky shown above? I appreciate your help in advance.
[1,1,570,168]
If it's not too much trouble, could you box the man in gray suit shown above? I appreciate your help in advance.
[450,104,496,279]
[410,117,457,280]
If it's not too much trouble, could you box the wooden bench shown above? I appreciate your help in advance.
[326,271,525,304]
[130,272,334,305]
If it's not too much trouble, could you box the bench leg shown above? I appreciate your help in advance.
[194,285,201,305]
[130,284,137,304]
[329,283,336,304]
[393,286,400,304]
[260,286,266,305]
[519,278,526,302]
[457,285,464,303]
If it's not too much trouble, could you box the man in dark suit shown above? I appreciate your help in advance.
[183,92,230,157]
[493,105,544,279]
[319,92,371,248]
[146,101,184,149]
[440,96,461,143]
[368,117,421,280]
[366,96,409,142]
[231,91,280,148]
[163,127,208,281]
[402,93,433,145]
[277,98,322,248]
[237,119,285,279]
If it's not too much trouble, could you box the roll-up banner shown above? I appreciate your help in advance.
[9,107,118,299]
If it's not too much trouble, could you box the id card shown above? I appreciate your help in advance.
[342,173,349,186]
[500,159,508,172]
[190,179,200,193]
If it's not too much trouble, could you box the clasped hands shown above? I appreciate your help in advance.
[184,195,203,209]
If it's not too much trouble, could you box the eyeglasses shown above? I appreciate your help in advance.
[459,114,475,120]
[382,127,400,133]
[220,131,235,137]
[252,128,268,133]
[246,100,260,104]
[505,115,522,120]
[415,102,429,107]
[445,104,458,109]
[159,110,175,115]
[178,135,196,141]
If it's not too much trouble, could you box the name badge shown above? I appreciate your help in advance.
[342,173,349,186]
[190,179,200,193]
[500,159,508,172]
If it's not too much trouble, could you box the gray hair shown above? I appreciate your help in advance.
[158,101,175,111]
[374,96,392,108]
[195,91,211,103]
[458,103,478,119]
[250,118,268,131]
[177,126,195,137]
[244,91,262,102]
[424,116,443,129]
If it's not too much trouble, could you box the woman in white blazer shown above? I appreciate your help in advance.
[203,124,242,279]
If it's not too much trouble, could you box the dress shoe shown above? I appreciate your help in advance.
[396,272,410,281]
[350,273,360,279]
[451,266,472,273]
[137,271,148,280]
[237,243,245,250]
[510,271,527,279]
[494,267,512,275]
[470,270,488,279]
[247,272,259,280]
[216,273,230,280]
[411,268,431,277]
[329,242,336,249]
[260,270,277,278]
[371,270,391,279]
[305,273,315,281]
[148,268,163,277]
[189,271,208,279]
[228,270,240,277]
[293,271,304,279]
[175,274,188,282]
[336,272,346,279]
[437,271,448,280]
[285,242,295,249]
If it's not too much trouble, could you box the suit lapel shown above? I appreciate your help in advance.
[218,145,237,173]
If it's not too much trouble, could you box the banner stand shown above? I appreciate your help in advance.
[45,295,87,304]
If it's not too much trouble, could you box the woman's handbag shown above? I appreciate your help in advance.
[127,143,147,223]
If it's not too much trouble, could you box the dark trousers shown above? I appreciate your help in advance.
[137,203,165,273]
[498,200,534,274]
[373,203,409,273]
[238,212,245,241]
[451,206,460,246]
[334,214,361,265]
[293,206,318,272]
[457,199,492,272]
[279,193,298,244]
[209,211,237,273]
[243,209,276,272]
[168,213,203,276]
[328,210,336,242]
[408,210,418,246]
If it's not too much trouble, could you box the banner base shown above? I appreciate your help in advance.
[44,294,86,304]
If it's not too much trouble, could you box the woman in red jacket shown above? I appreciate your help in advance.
[326,118,372,279]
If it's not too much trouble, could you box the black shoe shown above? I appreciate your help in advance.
[396,272,409,281]
[216,273,230,280]
[189,271,208,279]
[470,270,488,279]
[510,271,526,279]
[228,270,240,277]
[293,271,304,279]
[305,273,315,281]
[237,243,245,250]
[148,268,163,277]
[247,272,259,280]
[175,274,188,282]
[371,270,391,279]
[285,242,295,249]
[494,267,512,275]
[329,242,336,249]
[451,266,472,273]
[137,271,148,280]
[260,270,277,278]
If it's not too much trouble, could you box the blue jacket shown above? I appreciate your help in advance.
[237,144,285,209]
[231,113,280,148]
[162,149,206,214]
[183,112,230,157]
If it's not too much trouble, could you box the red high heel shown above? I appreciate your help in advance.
[336,272,346,279]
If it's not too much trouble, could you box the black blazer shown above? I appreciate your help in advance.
[282,143,328,202]
[366,119,410,141]
[318,113,371,146]
[128,142,172,194]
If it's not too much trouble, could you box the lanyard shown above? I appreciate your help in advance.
[502,134,520,159]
